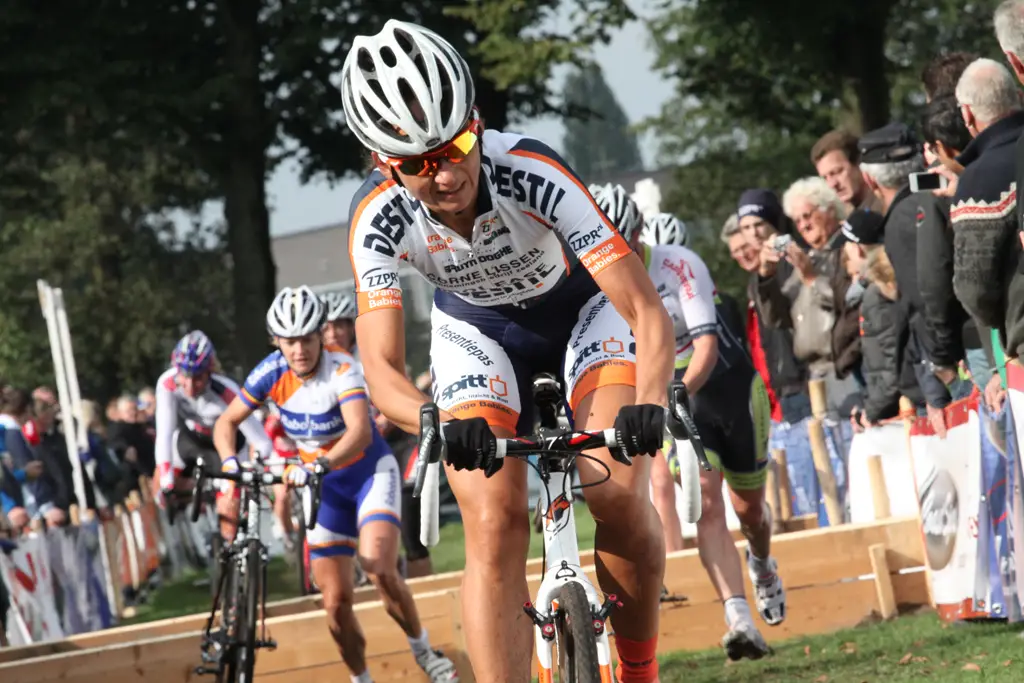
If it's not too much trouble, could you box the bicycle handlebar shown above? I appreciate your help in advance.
[189,456,327,531]
[411,380,707,549]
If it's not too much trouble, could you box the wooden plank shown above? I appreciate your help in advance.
[0,517,918,666]
[0,590,460,683]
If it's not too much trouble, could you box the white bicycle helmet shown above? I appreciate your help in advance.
[324,291,358,322]
[341,20,476,157]
[266,286,326,338]
[644,212,689,247]
[589,183,644,243]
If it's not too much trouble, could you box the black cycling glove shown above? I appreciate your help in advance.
[612,404,665,464]
[442,417,502,477]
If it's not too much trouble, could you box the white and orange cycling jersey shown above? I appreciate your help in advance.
[643,243,750,376]
[347,130,632,313]
[347,132,640,434]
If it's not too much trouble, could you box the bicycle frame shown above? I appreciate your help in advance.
[531,457,617,682]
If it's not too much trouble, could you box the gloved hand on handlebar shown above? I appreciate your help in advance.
[442,417,502,477]
[612,404,665,464]
[221,456,240,474]
[283,462,313,488]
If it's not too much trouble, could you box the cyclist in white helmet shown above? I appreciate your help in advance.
[343,19,674,683]
[592,184,784,662]
[643,212,689,248]
[214,286,458,683]
[323,290,360,362]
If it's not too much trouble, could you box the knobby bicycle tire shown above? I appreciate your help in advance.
[233,538,262,683]
[556,582,600,683]
[217,548,240,683]
[290,490,312,595]
[209,532,223,598]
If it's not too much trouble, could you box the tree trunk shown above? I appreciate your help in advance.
[845,2,895,134]
[219,0,275,371]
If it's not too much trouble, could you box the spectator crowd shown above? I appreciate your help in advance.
[718,1,1024,502]
[1,384,158,535]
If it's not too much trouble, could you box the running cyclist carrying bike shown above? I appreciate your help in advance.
[154,331,274,541]
[342,20,674,683]
[591,184,786,661]
[212,286,458,683]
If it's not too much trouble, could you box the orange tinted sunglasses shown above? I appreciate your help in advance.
[385,114,482,177]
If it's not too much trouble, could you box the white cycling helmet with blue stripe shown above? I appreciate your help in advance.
[643,212,689,247]
[588,183,645,244]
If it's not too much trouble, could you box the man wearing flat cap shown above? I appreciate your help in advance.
[859,122,963,430]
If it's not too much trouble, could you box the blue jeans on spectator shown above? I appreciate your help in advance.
[966,347,995,392]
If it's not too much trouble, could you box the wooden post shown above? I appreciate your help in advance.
[773,449,793,522]
[807,379,843,526]
[901,395,936,608]
[866,455,891,520]
[765,459,784,534]
[868,543,897,619]
[69,504,81,527]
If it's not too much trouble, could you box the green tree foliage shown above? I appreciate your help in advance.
[562,63,642,181]
[646,0,1002,290]
[0,156,234,400]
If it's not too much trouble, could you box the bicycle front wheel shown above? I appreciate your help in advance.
[232,538,261,683]
[555,582,600,683]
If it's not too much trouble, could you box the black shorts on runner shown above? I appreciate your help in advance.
[683,362,771,491]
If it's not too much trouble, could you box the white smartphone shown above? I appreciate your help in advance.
[909,171,949,193]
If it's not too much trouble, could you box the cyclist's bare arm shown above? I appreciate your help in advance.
[213,398,253,464]
[355,308,453,433]
[593,255,675,406]
[318,398,374,469]
[681,334,719,396]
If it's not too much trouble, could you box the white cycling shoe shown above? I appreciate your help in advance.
[721,620,772,661]
[416,648,459,682]
[746,549,786,626]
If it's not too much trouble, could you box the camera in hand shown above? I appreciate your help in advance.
[772,234,793,254]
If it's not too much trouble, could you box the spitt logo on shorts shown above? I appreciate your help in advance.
[439,374,509,403]
[568,337,633,380]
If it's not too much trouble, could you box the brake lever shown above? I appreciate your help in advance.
[413,403,442,498]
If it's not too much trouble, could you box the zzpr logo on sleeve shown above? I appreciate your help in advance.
[568,226,603,253]
[360,268,400,289]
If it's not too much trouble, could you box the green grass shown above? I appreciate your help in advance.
[431,503,597,574]
[121,557,298,625]
[122,504,596,623]
[661,612,1024,682]
[116,510,1024,680]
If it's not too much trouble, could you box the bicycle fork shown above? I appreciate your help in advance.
[524,467,621,681]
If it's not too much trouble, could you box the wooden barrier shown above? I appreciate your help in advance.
[0,514,822,664]
[866,454,891,519]
[0,518,926,682]
[773,449,793,521]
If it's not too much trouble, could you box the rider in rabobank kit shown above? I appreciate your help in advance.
[342,19,675,683]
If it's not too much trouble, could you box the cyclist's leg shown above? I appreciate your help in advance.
[272,482,293,545]
[718,373,782,626]
[431,307,532,682]
[564,293,664,683]
[649,449,683,552]
[356,455,419,635]
[308,477,369,676]
[357,455,457,681]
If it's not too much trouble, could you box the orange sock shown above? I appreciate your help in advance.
[615,635,659,682]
